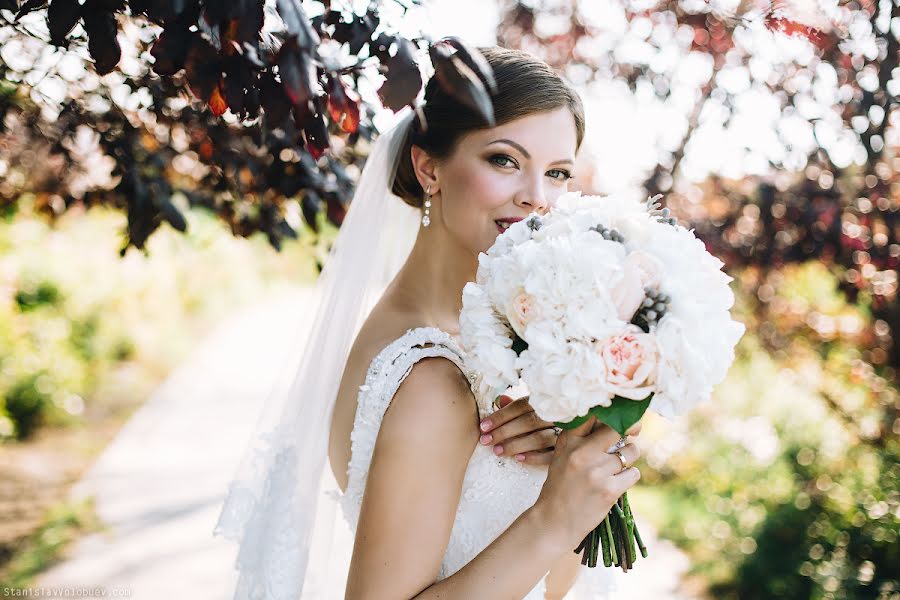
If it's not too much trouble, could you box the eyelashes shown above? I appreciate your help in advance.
[487,154,573,181]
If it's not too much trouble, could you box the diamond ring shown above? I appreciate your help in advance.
[552,426,563,436]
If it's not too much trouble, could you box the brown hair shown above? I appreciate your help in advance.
[391,46,586,207]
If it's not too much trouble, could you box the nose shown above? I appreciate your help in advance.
[513,179,549,214]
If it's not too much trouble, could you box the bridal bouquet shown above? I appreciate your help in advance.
[459,191,745,571]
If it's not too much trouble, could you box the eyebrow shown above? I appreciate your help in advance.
[486,139,574,165]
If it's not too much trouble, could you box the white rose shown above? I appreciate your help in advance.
[625,250,665,291]
[609,266,644,322]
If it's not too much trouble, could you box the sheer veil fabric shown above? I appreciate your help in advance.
[213,107,420,600]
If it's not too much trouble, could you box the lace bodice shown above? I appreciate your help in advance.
[337,326,547,596]
[337,326,618,599]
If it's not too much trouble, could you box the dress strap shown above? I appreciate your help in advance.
[340,326,478,531]
[359,326,474,419]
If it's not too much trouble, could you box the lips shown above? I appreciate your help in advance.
[495,217,523,233]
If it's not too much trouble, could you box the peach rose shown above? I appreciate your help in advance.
[597,326,658,400]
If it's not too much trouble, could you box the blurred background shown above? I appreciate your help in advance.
[0,0,897,599]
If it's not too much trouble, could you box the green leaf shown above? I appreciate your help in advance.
[590,394,653,436]
[511,334,528,356]
[554,412,591,430]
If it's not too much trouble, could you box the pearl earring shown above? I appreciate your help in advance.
[422,185,432,227]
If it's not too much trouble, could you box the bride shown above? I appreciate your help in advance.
[215,46,642,600]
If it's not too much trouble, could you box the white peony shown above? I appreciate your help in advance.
[459,190,744,425]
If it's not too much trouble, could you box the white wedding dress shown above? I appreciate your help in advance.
[332,326,618,599]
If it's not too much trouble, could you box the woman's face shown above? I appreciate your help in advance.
[426,107,579,255]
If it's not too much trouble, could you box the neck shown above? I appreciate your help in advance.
[386,223,479,336]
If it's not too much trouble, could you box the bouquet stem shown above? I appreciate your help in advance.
[573,491,646,571]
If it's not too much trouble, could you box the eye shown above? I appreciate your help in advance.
[547,168,573,181]
[488,154,518,169]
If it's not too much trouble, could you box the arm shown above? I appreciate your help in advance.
[344,356,572,600]
[544,548,583,600]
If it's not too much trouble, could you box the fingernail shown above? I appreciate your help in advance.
[515,454,525,461]
[480,420,491,432]
[493,445,504,455]
[480,433,492,444]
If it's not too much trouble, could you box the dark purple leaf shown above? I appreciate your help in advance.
[275,0,319,49]
[429,42,494,126]
[15,0,46,21]
[129,0,195,23]
[184,34,221,102]
[223,0,264,44]
[159,198,187,231]
[259,71,291,125]
[294,97,329,159]
[331,12,379,54]
[276,36,314,109]
[376,36,422,111]
[47,0,81,46]
[301,190,321,232]
[82,7,121,75]
[243,84,260,120]
[149,23,192,76]
[324,192,345,226]
[371,31,394,63]
[222,54,253,117]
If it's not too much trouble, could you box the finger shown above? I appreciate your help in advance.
[487,408,554,446]
[598,442,641,476]
[497,394,514,409]
[515,448,554,466]
[625,421,642,437]
[559,415,596,447]
[611,466,641,492]
[581,422,628,456]
[495,428,557,457]
[479,397,533,435]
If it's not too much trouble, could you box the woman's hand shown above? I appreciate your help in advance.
[535,415,642,546]
[478,395,559,465]
[478,395,643,465]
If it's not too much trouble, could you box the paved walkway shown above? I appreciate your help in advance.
[35,288,697,600]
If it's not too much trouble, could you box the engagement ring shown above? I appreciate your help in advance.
[552,426,563,436]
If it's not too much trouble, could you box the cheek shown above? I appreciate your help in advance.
[444,165,511,218]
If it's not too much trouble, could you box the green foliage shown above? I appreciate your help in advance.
[634,263,898,599]
[0,498,99,589]
[0,201,322,442]
[4,373,54,440]
[13,280,61,312]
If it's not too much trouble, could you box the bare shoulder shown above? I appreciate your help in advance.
[345,356,480,597]
[383,354,478,439]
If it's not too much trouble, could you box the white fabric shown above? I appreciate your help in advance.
[335,325,621,599]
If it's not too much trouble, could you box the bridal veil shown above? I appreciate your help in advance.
[213,107,420,600]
